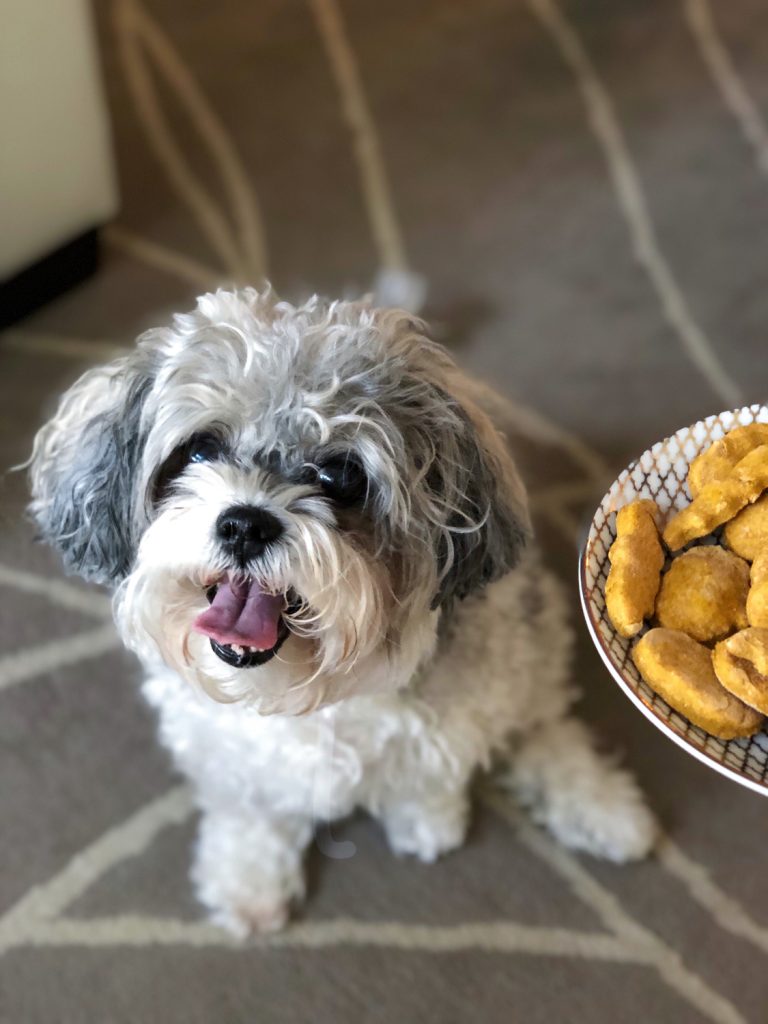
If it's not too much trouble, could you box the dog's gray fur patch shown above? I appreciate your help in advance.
[30,365,153,584]
[430,404,527,608]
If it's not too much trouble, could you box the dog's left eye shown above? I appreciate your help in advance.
[188,434,222,464]
[315,456,367,506]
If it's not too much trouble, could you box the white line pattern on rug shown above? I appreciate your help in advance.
[105,226,223,291]
[485,791,746,1024]
[0,776,745,1024]
[0,787,193,955]
[684,0,768,178]
[0,563,118,692]
[0,564,112,618]
[113,0,266,282]
[0,782,744,1024]
[0,574,752,1024]
[0,625,121,693]
[307,0,408,274]
[525,0,743,409]
[21,916,651,961]
[658,835,768,957]
[0,782,669,971]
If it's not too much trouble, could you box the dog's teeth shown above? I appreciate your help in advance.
[230,643,244,656]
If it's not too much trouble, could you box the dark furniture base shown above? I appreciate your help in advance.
[0,228,100,331]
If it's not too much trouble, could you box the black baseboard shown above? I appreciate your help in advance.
[0,229,100,331]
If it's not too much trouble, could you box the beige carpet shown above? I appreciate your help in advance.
[2,0,768,1020]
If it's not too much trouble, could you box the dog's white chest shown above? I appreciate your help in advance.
[141,666,442,819]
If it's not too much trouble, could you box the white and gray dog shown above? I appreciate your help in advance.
[30,288,655,934]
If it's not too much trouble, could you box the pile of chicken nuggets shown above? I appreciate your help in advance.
[605,423,768,739]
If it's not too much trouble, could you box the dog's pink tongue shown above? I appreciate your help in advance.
[193,578,284,649]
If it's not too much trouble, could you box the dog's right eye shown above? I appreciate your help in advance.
[315,455,368,506]
[188,434,222,464]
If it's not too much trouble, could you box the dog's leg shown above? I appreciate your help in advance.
[503,716,657,862]
[372,776,471,863]
[191,805,312,936]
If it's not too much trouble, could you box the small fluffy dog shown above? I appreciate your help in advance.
[30,289,654,934]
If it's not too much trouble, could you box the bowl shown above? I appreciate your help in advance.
[579,404,768,796]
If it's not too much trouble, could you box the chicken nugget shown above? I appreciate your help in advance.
[663,444,768,551]
[723,492,768,562]
[747,548,768,628]
[655,546,749,642]
[724,627,768,676]
[688,423,768,497]
[605,499,664,638]
[633,628,762,739]
[713,629,768,715]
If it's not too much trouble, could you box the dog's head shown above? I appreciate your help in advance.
[30,289,529,713]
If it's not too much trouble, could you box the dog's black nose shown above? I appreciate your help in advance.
[216,505,283,565]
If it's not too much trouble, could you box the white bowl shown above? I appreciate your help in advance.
[579,405,768,796]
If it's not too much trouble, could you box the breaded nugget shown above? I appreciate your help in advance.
[633,628,762,739]
[663,444,768,551]
[723,492,768,562]
[605,500,664,638]
[747,548,768,628]
[688,423,768,497]
[655,546,749,642]
[712,629,768,715]
[724,627,768,676]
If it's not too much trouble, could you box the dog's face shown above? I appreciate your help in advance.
[30,290,529,713]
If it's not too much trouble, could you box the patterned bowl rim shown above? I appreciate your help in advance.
[578,406,768,798]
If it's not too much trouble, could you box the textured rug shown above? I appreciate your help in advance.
[2,0,768,1021]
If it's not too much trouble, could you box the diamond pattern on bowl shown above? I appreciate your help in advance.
[579,405,768,795]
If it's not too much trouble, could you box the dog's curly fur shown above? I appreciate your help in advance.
[30,288,655,934]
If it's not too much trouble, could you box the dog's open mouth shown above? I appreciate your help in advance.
[209,626,290,669]
[192,576,299,670]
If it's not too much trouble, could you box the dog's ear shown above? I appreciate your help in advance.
[29,358,154,586]
[426,381,531,609]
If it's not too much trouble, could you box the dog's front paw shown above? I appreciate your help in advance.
[194,860,299,938]
[536,778,657,863]
[207,893,290,939]
[381,794,469,863]
[507,718,658,863]
[193,850,299,937]
[192,812,306,937]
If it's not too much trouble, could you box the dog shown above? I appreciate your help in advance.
[29,288,655,934]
